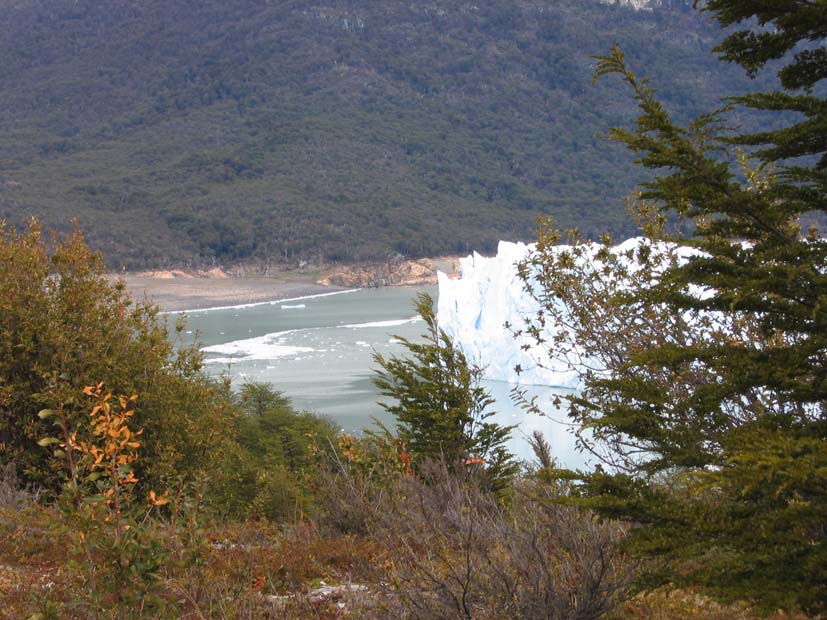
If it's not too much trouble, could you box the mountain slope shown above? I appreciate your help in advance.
[0,0,769,268]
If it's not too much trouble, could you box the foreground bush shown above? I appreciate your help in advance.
[207,382,339,521]
[378,464,633,620]
[318,442,634,620]
[0,219,235,493]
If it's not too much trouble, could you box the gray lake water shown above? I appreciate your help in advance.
[177,286,588,468]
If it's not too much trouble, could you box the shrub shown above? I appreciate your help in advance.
[0,219,234,494]
[315,428,411,536]
[207,382,339,522]
[0,461,38,510]
[369,462,634,620]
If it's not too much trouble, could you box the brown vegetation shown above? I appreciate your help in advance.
[318,257,460,288]
[1,456,813,620]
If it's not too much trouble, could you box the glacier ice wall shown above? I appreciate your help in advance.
[436,238,682,387]
[436,240,578,387]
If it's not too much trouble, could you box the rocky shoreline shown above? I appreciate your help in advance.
[317,256,460,288]
[116,256,461,312]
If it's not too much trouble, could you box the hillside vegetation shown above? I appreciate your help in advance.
[0,0,773,268]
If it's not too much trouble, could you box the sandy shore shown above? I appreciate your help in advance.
[115,255,461,312]
[118,275,349,312]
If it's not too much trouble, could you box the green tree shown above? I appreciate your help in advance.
[518,2,827,613]
[0,219,234,494]
[373,293,517,493]
[209,381,338,520]
[239,381,292,417]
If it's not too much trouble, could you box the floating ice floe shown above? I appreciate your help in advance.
[165,288,359,315]
[340,316,422,329]
[202,329,315,365]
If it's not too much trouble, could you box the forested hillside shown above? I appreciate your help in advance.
[0,0,772,268]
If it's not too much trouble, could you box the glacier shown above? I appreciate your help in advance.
[436,238,695,388]
[436,241,568,387]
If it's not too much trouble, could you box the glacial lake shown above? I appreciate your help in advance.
[177,286,589,468]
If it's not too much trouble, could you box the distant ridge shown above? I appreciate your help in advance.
[0,0,770,268]
[599,0,692,11]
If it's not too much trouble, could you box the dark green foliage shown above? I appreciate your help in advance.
[704,0,827,88]
[701,0,827,221]
[0,220,235,494]
[517,1,827,613]
[239,381,292,418]
[373,293,517,493]
[0,0,783,268]
[209,382,338,521]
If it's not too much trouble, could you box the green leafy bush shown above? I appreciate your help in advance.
[207,382,339,522]
[0,219,234,494]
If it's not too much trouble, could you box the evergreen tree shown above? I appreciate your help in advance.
[373,293,517,492]
[520,2,827,613]
[210,382,338,520]
[239,381,292,417]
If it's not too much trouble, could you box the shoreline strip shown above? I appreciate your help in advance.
[162,288,361,315]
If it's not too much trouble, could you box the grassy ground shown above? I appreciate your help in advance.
[0,502,814,620]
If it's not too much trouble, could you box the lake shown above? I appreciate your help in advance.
[177,286,588,468]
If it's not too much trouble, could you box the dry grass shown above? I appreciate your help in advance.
[0,505,74,620]
[0,484,819,619]
[0,508,384,619]
[622,587,812,620]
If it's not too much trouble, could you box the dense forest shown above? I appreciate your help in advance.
[0,0,777,268]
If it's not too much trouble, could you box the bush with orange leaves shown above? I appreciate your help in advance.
[40,383,173,619]
[0,219,235,497]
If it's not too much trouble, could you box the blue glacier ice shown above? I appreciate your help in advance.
[436,238,696,387]
[438,240,585,387]
[436,241,561,386]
